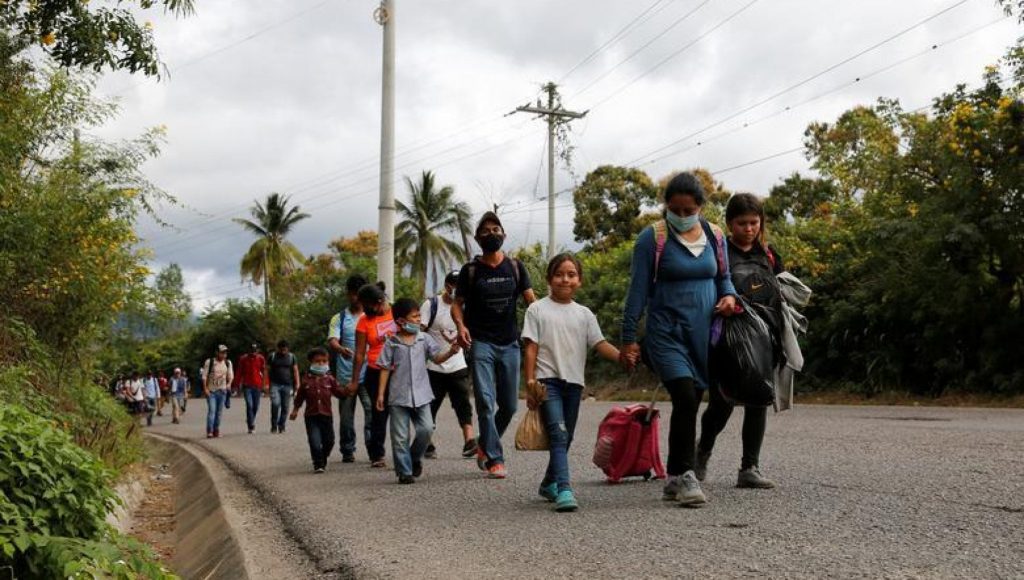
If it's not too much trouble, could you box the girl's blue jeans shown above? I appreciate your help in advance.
[540,378,583,492]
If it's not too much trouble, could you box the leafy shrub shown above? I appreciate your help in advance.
[0,404,173,578]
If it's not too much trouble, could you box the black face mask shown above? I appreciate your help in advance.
[478,234,504,253]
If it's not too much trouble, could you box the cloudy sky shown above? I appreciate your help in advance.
[94,0,1021,310]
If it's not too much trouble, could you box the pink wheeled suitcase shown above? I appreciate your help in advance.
[592,389,666,483]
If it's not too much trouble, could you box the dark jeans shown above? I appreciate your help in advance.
[304,415,334,469]
[540,378,583,492]
[665,377,701,476]
[699,384,767,469]
[364,367,390,461]
[428,369,473,427]
[242,385,262,430]
[338,382,373,457]
[145,397,156,426]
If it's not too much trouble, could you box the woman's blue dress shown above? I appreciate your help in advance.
[621,222,737,389]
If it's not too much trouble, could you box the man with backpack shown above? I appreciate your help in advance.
[452,211,536,479]
[267,340,300,434]
[328,274,372,463]
[202,345,234,438]
[420,270,477,459]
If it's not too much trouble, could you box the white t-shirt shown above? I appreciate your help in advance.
[129,380,145,402]
[521,296,605,386]
[676,229,707,257]
[420,296,467,374]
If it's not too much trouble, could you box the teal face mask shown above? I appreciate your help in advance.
[309,364,329,376]
[402,322,420,335]
[665,211,700,232]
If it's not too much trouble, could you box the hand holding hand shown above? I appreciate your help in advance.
[620,343,641,370]
[289,410,298,421]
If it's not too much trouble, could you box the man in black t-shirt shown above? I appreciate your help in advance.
[267,340,300,434]
[452,211,536,479]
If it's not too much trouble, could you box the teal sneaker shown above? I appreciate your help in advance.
[538,482,558,502]
[554,489,578,512]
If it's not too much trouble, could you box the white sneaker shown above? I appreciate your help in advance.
[678,470,707,507]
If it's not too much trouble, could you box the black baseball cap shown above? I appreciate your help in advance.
[475,211,503,234]
[444,270,460,285]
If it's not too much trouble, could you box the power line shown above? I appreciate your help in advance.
[632,14,1010,167]
[584,0,762,111]
[557,0,677,83]
[623,0,974,166]
[571,0,714,98]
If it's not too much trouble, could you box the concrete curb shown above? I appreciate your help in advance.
[145,436,249,580]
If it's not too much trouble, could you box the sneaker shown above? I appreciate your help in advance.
[279,426,286,434]
[736,466,776,489]
[695,449,711,482]
[206,432,214,439]
[461,438,479,458]
[398,474,415,484]
[554,489,578,512]
[314,467,325,474]
[487,463,507,479]
[412,462,423,478]
[424,444,437,459]
[678,471,707,507]
[370,459,387,469]
[538,482,558,502]
[247,427,254,434]
[271,427,278,434]
[662,476,682,501]
[476,448,488,471]
[342,454,355,464]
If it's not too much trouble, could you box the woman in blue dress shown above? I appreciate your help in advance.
[620,172,737,507]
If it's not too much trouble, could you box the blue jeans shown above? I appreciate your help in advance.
[304,415,334,469]
[206,390,227,433]
[539,379,583,492]
[338,382,372,457]
[389,404,433,477]
[471,340,520,466]
[269,384,293,431]
[242,385,262,430]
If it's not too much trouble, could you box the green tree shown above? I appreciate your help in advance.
[153,263,192,330]
[395,171,472,296]
[0,0,194,76]
[572,165,658,250]
[233,193,310,310]
[789,45,1024,395]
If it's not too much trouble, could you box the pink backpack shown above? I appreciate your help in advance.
[592,394,667,483]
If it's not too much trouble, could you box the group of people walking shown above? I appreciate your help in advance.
[148,171,800,514]
[114,369,190,425]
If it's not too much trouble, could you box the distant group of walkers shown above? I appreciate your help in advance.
[136,171,806,513]
[114,368,190,425]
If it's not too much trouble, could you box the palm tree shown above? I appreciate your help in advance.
[233,193,310,310]
[395,171,472,295]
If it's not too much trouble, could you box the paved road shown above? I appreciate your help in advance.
[150,397,1024,579]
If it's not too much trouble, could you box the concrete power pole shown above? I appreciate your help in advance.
[375,0,396,294]
[514,83,586,259]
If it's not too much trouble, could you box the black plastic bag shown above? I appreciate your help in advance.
[709,299,775,406]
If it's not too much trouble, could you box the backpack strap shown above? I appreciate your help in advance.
[651,221,668,284]
[705,221,727,278]
[427,296,440,330]
[763,244,777,270]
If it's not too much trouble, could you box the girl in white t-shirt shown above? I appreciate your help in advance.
[521,253,630,512]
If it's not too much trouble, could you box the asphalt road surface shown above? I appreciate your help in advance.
[150,396,1024,579]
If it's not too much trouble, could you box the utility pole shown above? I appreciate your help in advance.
[514,83,586,259]
[375,0,396,294]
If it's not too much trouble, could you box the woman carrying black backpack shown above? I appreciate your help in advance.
[697,193,786,490]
